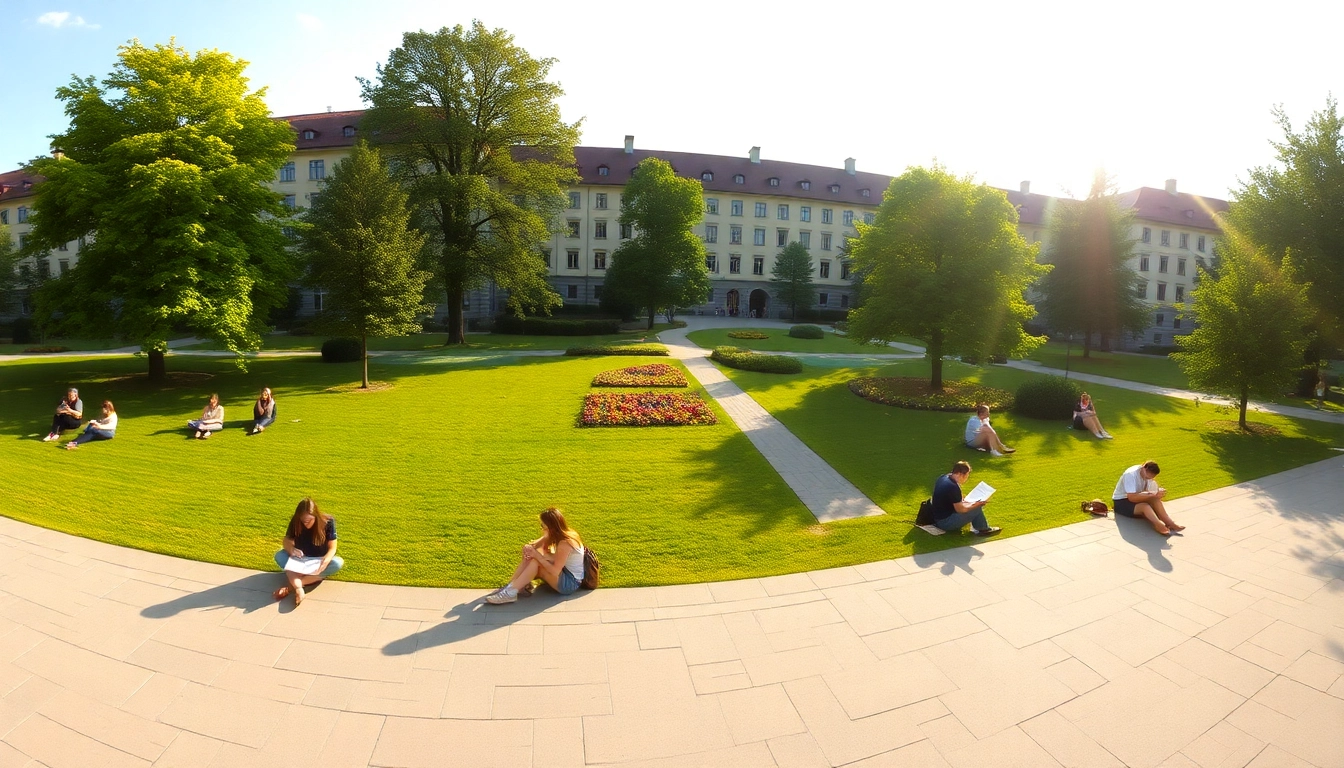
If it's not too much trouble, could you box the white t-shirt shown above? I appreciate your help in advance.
[1113,464,1156,501]
[97,412,119,432]
[965,415,986,444]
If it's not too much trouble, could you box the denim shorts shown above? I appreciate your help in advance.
[556,569,581,595]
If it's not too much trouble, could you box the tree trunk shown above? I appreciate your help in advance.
[929,330,944,391]
[446,282,466,344]
[647,307,656,331]
[148,349,166,382]
[361,333,369,389]
[1239,386,1249,431]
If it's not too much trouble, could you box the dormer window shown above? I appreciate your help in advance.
[860,189,871,198]
[733,174,745,184]
[829,184,840,193]
[800,180,811,190]
[768,177,780,187]
[301,129,316,140]
[597,165,609,176]
[342,126,356,137]
[701,171,714,181]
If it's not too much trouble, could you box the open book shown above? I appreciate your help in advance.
[283,555,325,576]
[964,481,996,504]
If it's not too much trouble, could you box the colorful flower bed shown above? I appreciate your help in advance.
[849,377,1014,411]
[727,331,770,340]
[592,363,688,388]
[579,392,718,427]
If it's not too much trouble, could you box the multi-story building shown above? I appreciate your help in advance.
[0,168,84,313]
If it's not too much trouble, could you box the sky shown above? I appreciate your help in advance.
[2,0,1339,200]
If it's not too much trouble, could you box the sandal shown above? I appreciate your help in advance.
[272,585,290,601]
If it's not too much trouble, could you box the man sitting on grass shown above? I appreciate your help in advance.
[931,460,1001,537]
[1112,460,1185,536]
[965,404,1015,457]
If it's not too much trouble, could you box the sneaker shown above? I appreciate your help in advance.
[1102,433,1114,440]
[485,587,518,604]
[989,449,1004,458]
[973,527,1002,537]
[42,433,57,442]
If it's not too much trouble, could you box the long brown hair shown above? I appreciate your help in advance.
[288,497,330,546]
[539,507,581,550]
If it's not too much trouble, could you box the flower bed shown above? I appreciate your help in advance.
[21,346,72,354]
[592,363,688,388]
[565,343,668,356]
[849,377,1014,411]
[579,392,718,427]
[727,331,770,340]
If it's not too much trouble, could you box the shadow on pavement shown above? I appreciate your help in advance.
[382,589,596,656]
[1112,515,1173,573]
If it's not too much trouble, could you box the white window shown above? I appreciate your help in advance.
[301,129,316,140]
[768,177,780,187]
[1175,285,1185,302]
[594,220,607,239]
[819,260,830,278]
[752,256,764,275]
[729,255,741,274]
[840,262,851,280]
[843,210,854,226]
[1197,235,1206,252]
[821,233,832,251]
[777,204,789,220]
[776,229,788,247]
[594,251,607,270]
[309,160,325,180]
[1159,255,1169,273]
[279,162,295,182]
[313,291,326,311]
[821,208,833,224]
[800,206,811,222]
[819,292,829,306]
[566,250,580,269]
[1157,283,1168,301]
[733,174,745,184]
[860,189,871,198]
[620,223,633,239]
[568,192,581,209]
[1142,227,1151,243]
[1139,255,1150,272]
[828,184,840,193]
[595,193,608,209]
[342,126,356,137]
[1160,230,1171,246]
[705,224,718,243]
[754,202,767,217]
[567,220,580,238]
[282,194,296,209]
[1177,258,1186,276]
[706,253,718,272]
[702,171,714,181]
[730,225,742,245]
[731,200,743,216]
[863,212,875,225]
[799,231,811,249]
[801,181,811,190]
[57,242,68,252]
[598,165,609,176]
[706,198,718,215]
[753,228,766,246]
[1179,232,1189,249]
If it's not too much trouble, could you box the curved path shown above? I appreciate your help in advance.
[0,457,1340,767]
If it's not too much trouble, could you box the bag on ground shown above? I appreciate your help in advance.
[581,547,601,589]
[916,498,936,526]
[1082,499,1109,516]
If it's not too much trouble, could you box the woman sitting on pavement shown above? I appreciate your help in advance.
[965,404,1015,457]
[272,497,343,606]
[1072,392,1113,439]
[251,387,277,434]
[65,400,118,450]
[486,507,586,604]
[43,387,84,442]
[187,394,225,439]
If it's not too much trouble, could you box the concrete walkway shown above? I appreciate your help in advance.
[659,318,885,523]
[0,458,1339,767]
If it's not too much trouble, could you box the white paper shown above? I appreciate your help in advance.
[964,482,996,504]
[283,555,324,575]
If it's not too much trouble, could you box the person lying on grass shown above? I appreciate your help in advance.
[272,498,342,606]
[251,387,276,434]
[1112,460,1185,536]
[931,459,1001,536]
[486,507,586,604]
[965,404,1015,456]
[64,400,117,450]
[44,387,83,442]
[1073,392,1114,439]
[187,394,224,439]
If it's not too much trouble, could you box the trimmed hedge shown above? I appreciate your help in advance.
[565,344,668,357]
[1013,376,1083,420]
[321,337,363,363]
[788,324,825,339]
[727,331,770,340]
[710,346,803,374]
[494,315,622,336]
[849,377,1014,411]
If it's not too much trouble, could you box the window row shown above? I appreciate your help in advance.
[1151,312,1183,330]
[277,161,327,182]
[565,220,632,239]
[1140,227,1206,252]
[1136,254,1188,276]
[1135,281,1185,303]
[715,226,836,250]
[0,206,29,224]
[566,194,873,228]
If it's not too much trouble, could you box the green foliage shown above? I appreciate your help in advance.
[849,377,1014,411]
[710,346,803,374]
[360,22,579,342]
[770,241,815,318]
[1174,239,1313,428]
[601,158,711,329]
[1035,173,1149,350]
[26,41,297,377]
[727,331,770,340]
[565,343,669,356]
[301,142,432,387]
[846,166,1048,389]
[0,222,17,308]
[788,324,826,339]
[1013,377,1083,420]
[321,337,363,363]
[9,317,37,345]
[495,316,622,336]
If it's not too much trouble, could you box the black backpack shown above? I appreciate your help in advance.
[580,547,601,589]
[916,498,937,526]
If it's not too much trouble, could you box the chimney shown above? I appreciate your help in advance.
[844,157,856,176]
[326,106,332,113]
[1165,179,1178,195]
[1020,180,1031,194]
[749,146,761,164]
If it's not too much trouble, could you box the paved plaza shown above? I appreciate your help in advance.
[0,455,1339,766]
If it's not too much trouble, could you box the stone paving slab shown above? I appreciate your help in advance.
[0,455,1341,765]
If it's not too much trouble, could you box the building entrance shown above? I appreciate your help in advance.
[725,289,740,317]
[749,289,769,319]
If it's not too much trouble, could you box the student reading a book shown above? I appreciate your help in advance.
[1112,460,1184,536]
[964,404,1015,457]
[486,507,586,604]
[187,394,225,439]
[930,460,1001,536]
[272,498,342,606]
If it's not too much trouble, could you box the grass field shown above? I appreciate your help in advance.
[1025,342,1190,389]
[0,338,134,355]
[686,326,922,354]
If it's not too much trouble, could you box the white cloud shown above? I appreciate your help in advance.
[296,13,323,31]
[37,11,99,29]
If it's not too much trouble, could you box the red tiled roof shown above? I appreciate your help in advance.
[0,169,41,203]
[1115,187,1227,230]
[285,110,367,150]
[1002,189,1054,227]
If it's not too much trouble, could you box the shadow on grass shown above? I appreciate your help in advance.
[382,590,595,656]
[140,571,318,618]
[678,431,819,538]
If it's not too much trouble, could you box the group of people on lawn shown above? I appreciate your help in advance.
[42,387,278,448]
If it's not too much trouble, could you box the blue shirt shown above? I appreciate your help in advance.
[931,474,963,520]
[293,518,338,558]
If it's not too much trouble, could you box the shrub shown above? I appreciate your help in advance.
[849,377,1014,411]
[494,315,621,336]
[1013,377,1083,420]
[710,346,803,374]
[832,321,848,333]
[788,324,825,339]
[592,364,688,388]
[565,344,668,357]
[579,392,717,427]
[727,331,770,340]
[10,317,36,345]
[22,346,71,354]
[321,337,363,363]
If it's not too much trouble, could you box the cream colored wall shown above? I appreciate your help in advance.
[0,199,81,278]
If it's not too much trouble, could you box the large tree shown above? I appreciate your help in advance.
[770,241,815,320]
[1173,238,1313,430]
[0,223,16,313]
[25,40,295,380]
[1034,174,1149,356]
[359,22,579,344]
[847,166,1047,389]
[301,142,432,388]
[602,157,711,330]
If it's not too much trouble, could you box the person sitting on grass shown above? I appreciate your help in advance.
[486,507,586,604]
[251,387,277,434]
[931,460,1001,536]
[65,400,117,450]
[1112,460,1185,536]
[1073,392,1113,439]
[272,497,342,606]
[187,394,225,439]
[965,404,1015,457]
[43,387,83,442]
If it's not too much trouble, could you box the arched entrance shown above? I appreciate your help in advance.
[749,289,769,319]
[725,289,740,317]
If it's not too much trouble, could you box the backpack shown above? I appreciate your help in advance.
[580,547,601,589]
[916,498,937,526]
[1082,499,1109,516]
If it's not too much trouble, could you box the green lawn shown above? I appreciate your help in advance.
[1025,342,1190,389]
[178,325,680,353]
[0,337,134,355]
[687,326,922,354]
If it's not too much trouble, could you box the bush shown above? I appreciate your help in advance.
[10,317,36,345]
[22,346,70,354]
[788,324,826,339]
[727,331,769,340]
[494,315,622,336]
[849,377,1014,411]
[710,346,803,374]
[321,337,363,363]
[1013,377,1083,420]
[565,344,668,357]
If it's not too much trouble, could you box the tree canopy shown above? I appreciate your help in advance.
[301,142,432,388]
[1034,174,1149,355]
[0,223,16,312]
[602,157,711,329]
[1173,237,1313,429]
[25,40,296,379]
[770,241,815,320]
[846,166,1047,389]
[359,21,580,343]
